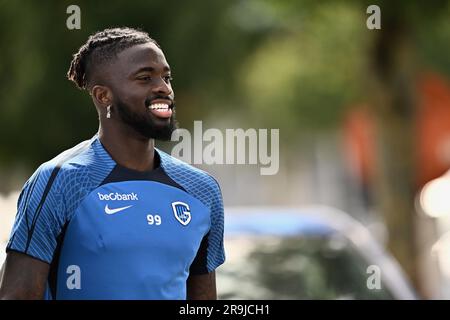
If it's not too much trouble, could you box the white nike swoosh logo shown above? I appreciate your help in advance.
[104,204,133,215]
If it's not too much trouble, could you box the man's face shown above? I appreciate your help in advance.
[106,42,177,140]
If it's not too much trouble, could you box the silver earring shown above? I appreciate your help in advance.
[106,105,111,119]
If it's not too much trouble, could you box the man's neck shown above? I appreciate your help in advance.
[98,125,156,172]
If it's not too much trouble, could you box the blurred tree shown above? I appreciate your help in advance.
[365,0,449,298]
[233,0,450,296]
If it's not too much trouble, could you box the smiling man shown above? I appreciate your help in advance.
[0,27,225,300]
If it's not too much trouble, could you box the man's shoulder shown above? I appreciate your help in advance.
[157,149,222,200]
[26,138,97,191]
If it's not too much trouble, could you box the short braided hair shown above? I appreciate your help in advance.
[67,27,159,90]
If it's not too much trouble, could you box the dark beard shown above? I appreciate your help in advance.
[115,98,177,141]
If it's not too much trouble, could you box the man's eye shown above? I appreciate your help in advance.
[164,75,173,83]
[138,76,152,81]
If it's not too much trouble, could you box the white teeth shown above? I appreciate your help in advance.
[149,103,169,110]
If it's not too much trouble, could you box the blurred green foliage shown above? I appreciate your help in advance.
[0,0,449,169]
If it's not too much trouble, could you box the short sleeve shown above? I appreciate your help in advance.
[6,164,66,264]
[189,182,225,275]
[205,181,225,272]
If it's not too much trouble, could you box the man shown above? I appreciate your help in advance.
[0,27,225,300]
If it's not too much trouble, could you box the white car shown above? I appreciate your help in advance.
[217,206,417,300]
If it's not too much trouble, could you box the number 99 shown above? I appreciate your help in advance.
[147,214,161,225]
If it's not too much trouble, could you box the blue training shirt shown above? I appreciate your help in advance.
[6,135,225,299]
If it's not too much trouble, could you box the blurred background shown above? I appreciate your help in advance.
[1,0,450,299]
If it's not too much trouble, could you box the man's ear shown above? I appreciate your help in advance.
[91,85,113,109]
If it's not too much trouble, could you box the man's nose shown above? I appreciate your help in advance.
[152,78,172,96]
